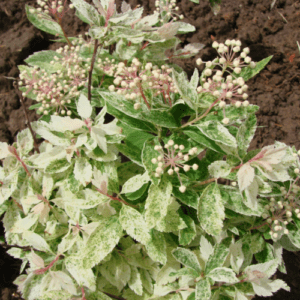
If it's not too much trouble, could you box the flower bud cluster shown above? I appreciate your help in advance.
[155,0,184,22]
[29,0,74,21]
[19,39,88,116]
[262,184,300,239]
[108,59,178,109]
[151,140,199,193]
[196,40,254,124]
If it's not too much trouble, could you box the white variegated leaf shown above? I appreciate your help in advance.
[207,267,238,283]
[119,204,151,244]
[128,266,143,296]
[74,157,93,186]
[237,163,255,192]
[208,160,231,179]
[77,93,93,119]
[49,116,85,132]
[199,235,214,262]
[122,172,150,194]
[23,231,53,254]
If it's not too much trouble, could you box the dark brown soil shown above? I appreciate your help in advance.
[1,0,300,299]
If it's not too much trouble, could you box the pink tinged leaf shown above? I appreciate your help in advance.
[157,22,180,39]
[105,0,115,27]
[237,163,255,191]
[31,251,45,269]
[100,180,108,194]
[121,1,131,13]
[93,0,106,17]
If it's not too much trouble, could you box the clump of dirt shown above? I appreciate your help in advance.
[0,0,300,299]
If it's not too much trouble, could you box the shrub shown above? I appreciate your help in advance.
[0,0,299,299]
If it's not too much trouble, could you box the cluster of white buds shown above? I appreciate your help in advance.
[19,39,87,116]
[195,40,254,125]
[151,140,199,193]
[261,184,300,239]
[155,0,183,22]
[29,0,74,21]
[108,59,178,109]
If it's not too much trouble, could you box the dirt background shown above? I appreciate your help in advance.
[0,0,300,299]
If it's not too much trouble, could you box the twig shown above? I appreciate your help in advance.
[103,292,126,300]
[56,16,72,47]
[88,39,99,101]
[13,82,40,153]
[278,11,288,23]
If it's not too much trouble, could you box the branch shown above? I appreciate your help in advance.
[13,82,40,153]
[181,97,220,128]
[103,292,126,300]
[56,16,72,47]
[88,39,99,101]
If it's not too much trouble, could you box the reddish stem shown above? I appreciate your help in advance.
[138,83,151,109]
[34,255,60,275]
[8,146,31,177]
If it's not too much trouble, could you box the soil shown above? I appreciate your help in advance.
[0,0,300,299]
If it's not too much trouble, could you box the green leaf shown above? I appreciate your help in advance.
[199,235,214,262]
[207,267,238,283]
[145,177,172,228]
[196,121,237,148]
[172,248,202,273]
[178,211,197,246]
[71,0,101,26]
[122,172,150,194]
[184,127,225,154]
[145,229,167,264]
[23,231,53,253]
[205,238,231,274]
[142,137,162,185]
[169,267,199,279]
[198,183,225,236]
[195,278,211,300]
[81,216,123,268]
[141,109,180,128]
[236,114,257,156]
[65,255,96,291]
[236,56,273,81]
[45,158,71,174]
[208,161,231,179]
[155,198,187,233]
[25,50,63,73]
[173,188,199,209]
[25,5,63,36]
[128,266,143,296]
[119,205,151,245]
[140,269,154,294]
[17,128,34,156]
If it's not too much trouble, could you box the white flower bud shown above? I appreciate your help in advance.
[235,101,241,108]
[222,117,229,125]
[226,91,233,99]
[184,155,189,161]
[158,162,163,167]
[250,61,256,68]
[168,169,174,175]
[108,85,115,92]
[192,164,198,170]
[234,67,241,74]
[174,167,180,172]
[213,91,220,97]
[168,140,174,146]
[272,233,278,239]
[212,41,219,48]
[156,167,163,173]
[284,229,289,234]
[196,58,202,65]
[242,93,248,100]
[197,86,203,92]
[203,82,210,89]
[179,185,186,193]
[155,173,160,177]
[179,145,185,150]
[243,100,249,107]
[295,209,300,214]
[219,57,226,64]
[241,52,246,58]
[134,103,141,110]
[69,4,74,9]
[245,56,252,64]
[233,46,240,52]
[295,168,300,174]
[219,101,226,108]
[157,155,163,161]
[204,69,212,76]
[243,47,250,54]
[183,165,190,172]
[286,211,292,217]
[151,158,157,164]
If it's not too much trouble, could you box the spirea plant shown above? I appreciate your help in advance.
[1,0,300,299]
